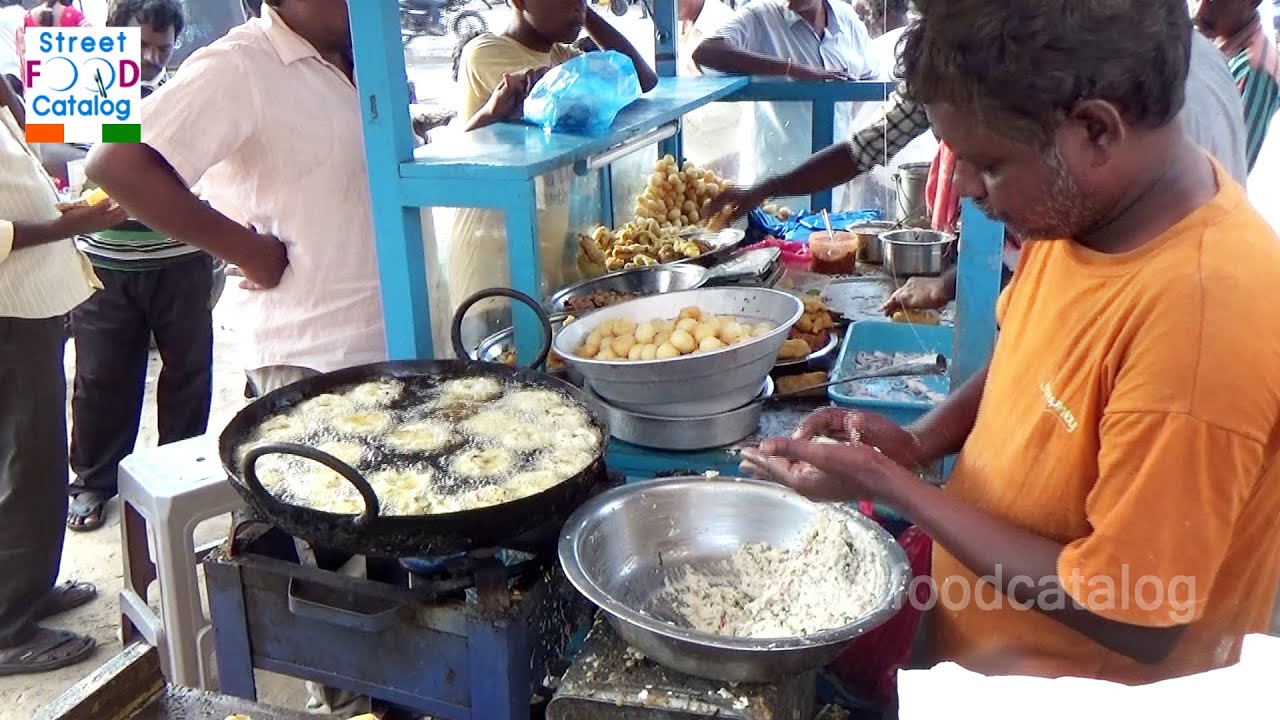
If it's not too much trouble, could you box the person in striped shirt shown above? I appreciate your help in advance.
[65,0,206,532]
[1195,0,1280,171]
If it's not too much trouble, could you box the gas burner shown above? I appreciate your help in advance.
[401,547,549,608]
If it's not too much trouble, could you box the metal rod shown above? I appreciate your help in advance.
[762,355,947,404]
[578,121,680,174]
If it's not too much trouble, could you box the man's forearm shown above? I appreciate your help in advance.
[889,475,1185,664]
[756,142,862,198]
[691,39,790,76]
[86,144,255,264]
[584,8,658,91]
[905,362,986,464]
[10,220,66,250]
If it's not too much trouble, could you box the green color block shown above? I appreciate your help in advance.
[100,124,141,143]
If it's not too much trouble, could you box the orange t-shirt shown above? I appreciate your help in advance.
[930,159,1280,684]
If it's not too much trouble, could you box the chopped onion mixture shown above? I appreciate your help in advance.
[664,507,889,639]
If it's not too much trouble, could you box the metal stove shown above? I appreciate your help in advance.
[548,620,816,720]
[205,514,594,720]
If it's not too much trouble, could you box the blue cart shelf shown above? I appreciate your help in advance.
[347,0,1006,435]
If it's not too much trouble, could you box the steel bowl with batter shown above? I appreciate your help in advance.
[559,477,911,683]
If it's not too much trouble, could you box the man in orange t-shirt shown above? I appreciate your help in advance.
[742,0,1280,685]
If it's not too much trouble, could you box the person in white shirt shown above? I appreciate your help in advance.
[0,0,23,96]
[0,79,127,678]
[692,0,878,206]
[679,0,737,75]
[87,0,379,397]
[679,0,741,180]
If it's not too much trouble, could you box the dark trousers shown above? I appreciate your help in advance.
[69,254,215,499]
[0,316,70,646]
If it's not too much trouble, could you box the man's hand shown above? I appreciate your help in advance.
[788,65,852,82]
[883,275,953,315]
[485,67,549,120]
[227,227,288,290]
[703,183,770,226]
[787,407,925,468]
[53,202,129,237]
[739,432,922,504]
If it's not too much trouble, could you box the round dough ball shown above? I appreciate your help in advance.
[613,318,636,337]
[675,317,698,333]
[639,344,658,361]
[612,334,636,356]
[693,322,718,343]
[718,322,744,343]
[669,329,696,354]
[656,343,680,360]
[753,322,774,337]
[597,348,618,361]
[635,322,657,344]
[678,306,702,321]
[699,336,726,352]
[627,343,645,361]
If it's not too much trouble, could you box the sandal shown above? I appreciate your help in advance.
[34,581,97,622]
[67,492,107,532]
[0,627,96,677]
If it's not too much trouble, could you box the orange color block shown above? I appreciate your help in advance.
[25,124,64,143]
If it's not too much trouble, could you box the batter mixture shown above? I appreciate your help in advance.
[663,507,889,639]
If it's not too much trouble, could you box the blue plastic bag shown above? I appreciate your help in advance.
[523,51,642,134]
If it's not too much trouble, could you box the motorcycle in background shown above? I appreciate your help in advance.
[400,0,492,44]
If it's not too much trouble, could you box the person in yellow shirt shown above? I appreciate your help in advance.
[447,0,656,350]
[741,0,1280,685]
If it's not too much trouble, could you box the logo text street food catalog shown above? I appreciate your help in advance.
[24,28,142,144]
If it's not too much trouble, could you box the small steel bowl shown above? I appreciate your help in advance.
[848,221,899,264]
[880,228,955,277]
[470,314,582,385]
[559,477,911,683]
[549,264,709,315]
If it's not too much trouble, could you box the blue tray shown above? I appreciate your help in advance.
[829,321,954,427]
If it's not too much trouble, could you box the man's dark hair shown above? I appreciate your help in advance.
[106,0,186,36]
[899,0,1191,146]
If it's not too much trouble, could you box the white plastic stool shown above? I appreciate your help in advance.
[118,434,242,689]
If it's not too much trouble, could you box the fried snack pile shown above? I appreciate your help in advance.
[572,305,773,362]
[578,156,731,274]
[777,297,837,361]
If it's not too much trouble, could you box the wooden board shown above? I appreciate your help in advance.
[34,642,315,720]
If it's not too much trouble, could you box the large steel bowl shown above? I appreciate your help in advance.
[559,477,911,683]
[548,264,709,314]
[552,288,805,417]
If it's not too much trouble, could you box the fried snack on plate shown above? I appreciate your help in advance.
[777,338,811,361]
[775,371,829,396]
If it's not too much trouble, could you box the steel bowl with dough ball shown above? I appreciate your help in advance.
[559,477,910,683]
[552,287,804,417]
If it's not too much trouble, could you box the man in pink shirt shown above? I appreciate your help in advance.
[86,0,384,397]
